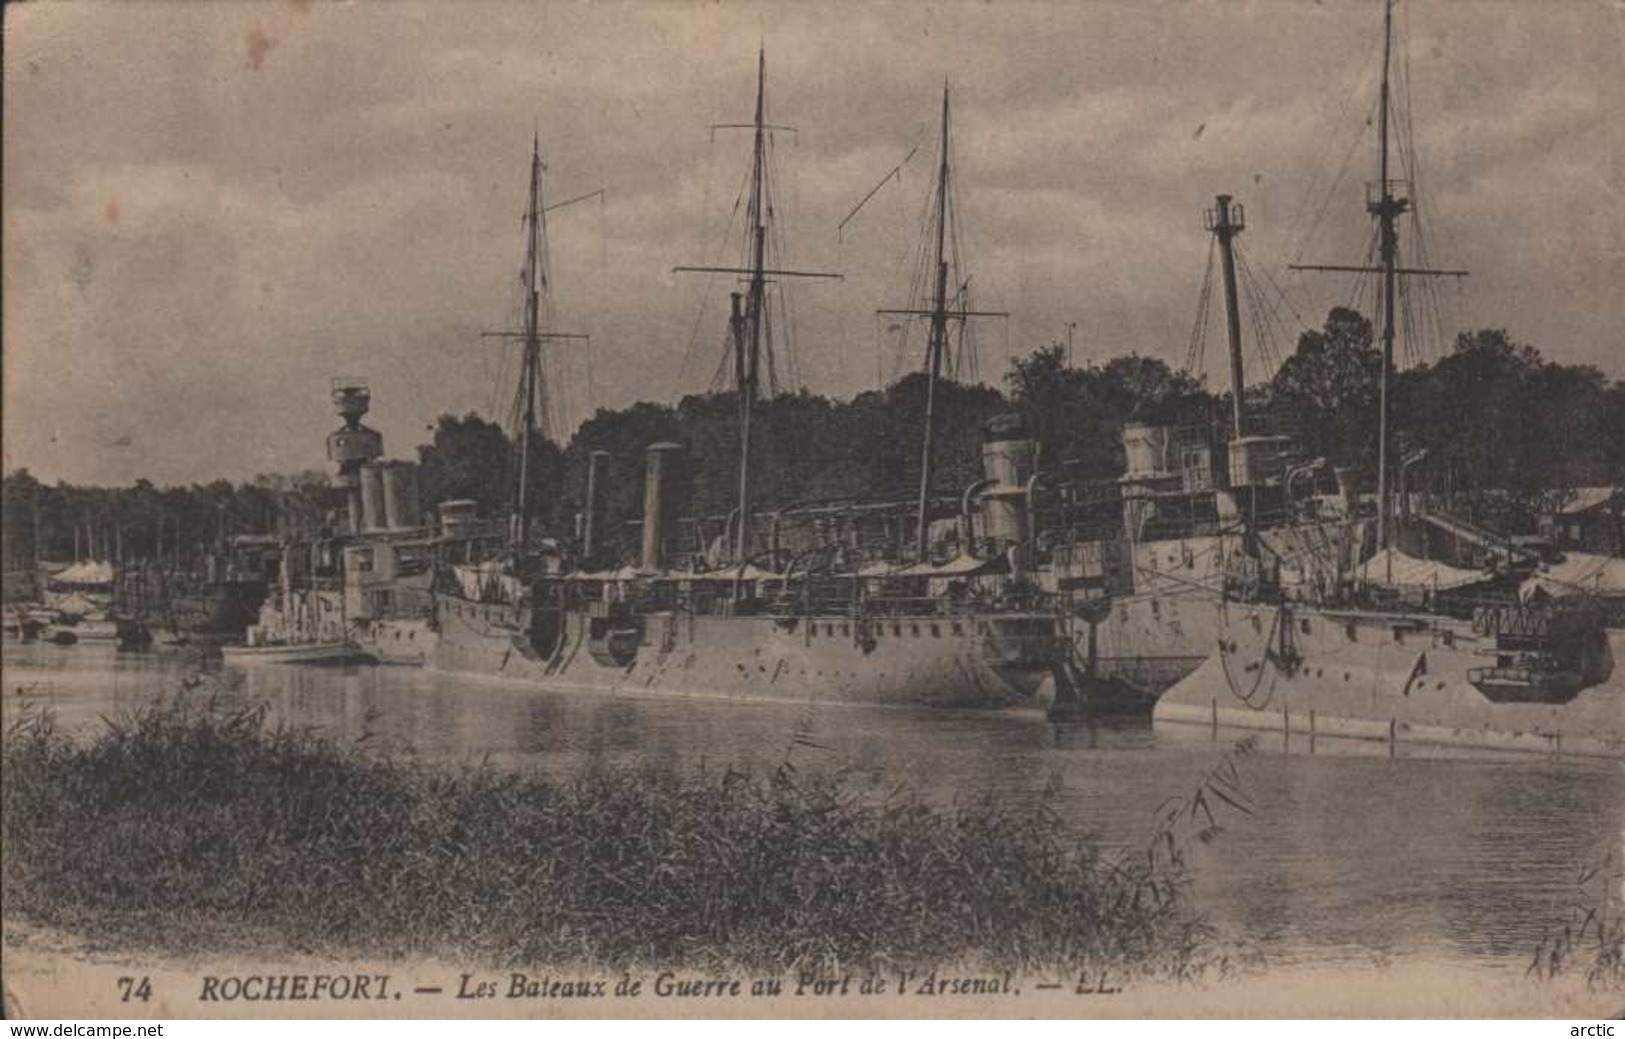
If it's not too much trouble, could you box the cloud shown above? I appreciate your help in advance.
[4,0,1621,487]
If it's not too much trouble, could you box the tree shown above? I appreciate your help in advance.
[1007,346,1212,484]
[415,413,513,524]
[1395,329,1622,530]
[1269,307,1382,474]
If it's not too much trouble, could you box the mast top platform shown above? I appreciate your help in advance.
[1366,179,1411,216]
[1203,195,1245,234]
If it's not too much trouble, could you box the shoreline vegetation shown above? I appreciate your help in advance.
[6,314,1622,576]
[2,693,1231,979]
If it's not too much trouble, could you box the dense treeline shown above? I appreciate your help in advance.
[5,308,1622,574]
[0,469,332,575]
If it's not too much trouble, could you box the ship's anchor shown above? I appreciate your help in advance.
[1262,603,1303,677]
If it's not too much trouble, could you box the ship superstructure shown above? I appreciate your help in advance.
[227,380,440,665]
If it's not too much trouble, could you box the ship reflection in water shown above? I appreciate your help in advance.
[6,639,1620,974]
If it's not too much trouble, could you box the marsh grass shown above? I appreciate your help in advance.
[3,694,1221,977]
[1528,852,1624,988]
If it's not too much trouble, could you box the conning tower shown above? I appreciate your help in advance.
[326,379,384,534]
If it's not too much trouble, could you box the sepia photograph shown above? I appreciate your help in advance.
[2,0,1622,1022]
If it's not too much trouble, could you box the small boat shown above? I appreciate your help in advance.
[39,616,119,643]
[220,641,376,666]
[71,618,121,642]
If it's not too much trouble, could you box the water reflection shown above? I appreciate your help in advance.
[4,640,1620,973]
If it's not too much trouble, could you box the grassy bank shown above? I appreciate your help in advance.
[2,695,1218,976]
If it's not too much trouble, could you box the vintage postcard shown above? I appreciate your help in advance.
[3,0,1622,1021]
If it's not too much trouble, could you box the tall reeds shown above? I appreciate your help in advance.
[1529,851,1624,987]
[2,694,1217,977]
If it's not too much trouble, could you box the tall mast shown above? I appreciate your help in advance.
[1289,0,1467,580]
[737,48,769,566]
[874,83,1007,563]
[1206,194,1248,438]
[672,48,840,567]
[515,136,544,549]
[1370,0,1405,558]
[914,85,953,564]
[480,138,593,554]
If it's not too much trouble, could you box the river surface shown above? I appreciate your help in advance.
[5,639,1621,976]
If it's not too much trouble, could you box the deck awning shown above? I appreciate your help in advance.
[889,553,1004,579]
[1520,551,1625,602]
[51,561,115,586]
[44,590,101,616]
[1355,548,1490,592]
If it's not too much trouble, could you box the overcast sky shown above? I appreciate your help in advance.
[5,0,1621,487]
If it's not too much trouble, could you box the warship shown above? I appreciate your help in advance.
[1145,0,1622,756]
[431,54,1066,708]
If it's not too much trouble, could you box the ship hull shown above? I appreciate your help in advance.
[355,618,437,666]
[1153,603,1624,759]
[1078,595,1220,698]
[221,641,375,666]
[433,598,1060,708]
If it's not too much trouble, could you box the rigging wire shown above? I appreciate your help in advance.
[893,138,940,384]
[1236,252,1279,379]
[1290,90,1382,273]
[678,155,753,390]
[1287,92,1382,323]
[1184,235,1218,377]
[1233,241,1289,376]
[1279,19,1388,271]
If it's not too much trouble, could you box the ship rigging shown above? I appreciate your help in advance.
[1286,0,1468,573]
[874,85,1009,563]
[673,48,841,567]
[480,138,600,553]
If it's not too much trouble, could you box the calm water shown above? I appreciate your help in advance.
[5,639,1621,974]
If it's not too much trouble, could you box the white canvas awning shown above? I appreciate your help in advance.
[1520,551,1625,602]
[45,590,101,616]
[892,553,1002,579]
[1355,548,1490,592]
[51,561,115,586]
[856,560,911,578]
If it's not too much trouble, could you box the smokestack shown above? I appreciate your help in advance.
[583,449,609,566]
[380,461,422,530]
[641,442,682,573]
[360,463,388,533]
[980,413,1036,549]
